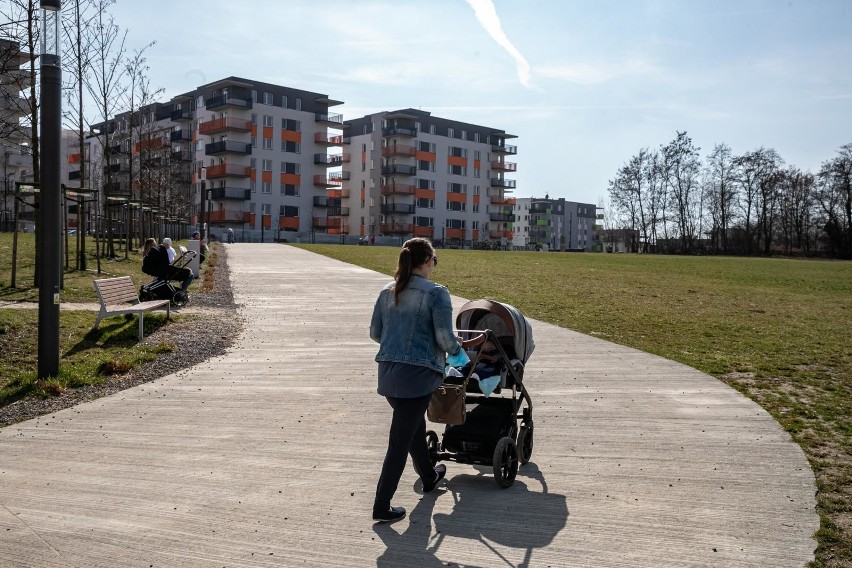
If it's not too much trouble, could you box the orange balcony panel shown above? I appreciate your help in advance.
[279,216,300,230]
[206,163,251,178]
[381,184,416,196]
[244,212,255,225]
[199,117,251,135]
[327,217,344,229]
[415,151,436,162]
[473,194,480,205]
[445,228,465,239]
[263,126,273,140]
[505,231,514,239]
[67,153,81,164]
[447,155,467,167]
[281,130,302,143]
[381,144,416,157]
[414,188,435,200]
[314,132,343,145]
[281,173,300,185]
[262,170,272,183]
[489,230,503,239]
[133,137,164,154]
[490,195,516,205]
[506,197,516,205]
[262,213,272,228]
[249,169,256,182]
[208,210,246,223]
[380,223,412,234]
[314,174,341,187]
[491,160,517,171]
[327,227,348,235]
[327,189,350,199]
[447,192,467,203]
[413,226,434,238]
[472,229,479,241]
[312,216,328,229]
[473,159,481,170]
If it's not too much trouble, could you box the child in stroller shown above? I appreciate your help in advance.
[140,237,196,306]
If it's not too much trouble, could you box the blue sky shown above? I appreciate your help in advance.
[107,0,852,205]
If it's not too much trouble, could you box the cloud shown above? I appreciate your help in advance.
[465,0,532,88]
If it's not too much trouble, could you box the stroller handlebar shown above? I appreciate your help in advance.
[455,329,487,350]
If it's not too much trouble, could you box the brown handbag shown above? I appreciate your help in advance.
[427,381,468,425]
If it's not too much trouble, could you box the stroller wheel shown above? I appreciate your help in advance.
[517,422,534,465]
[492,436,518,488]
[172,290,189,307]
[426,430,439,466]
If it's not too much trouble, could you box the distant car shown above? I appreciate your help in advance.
[67,229,77,235]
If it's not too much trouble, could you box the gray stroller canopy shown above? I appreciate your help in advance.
[456,299,535,364]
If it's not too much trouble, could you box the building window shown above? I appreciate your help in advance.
[263,137,273,150]
[251,136,257,148]
[262,159,272,171]
[283,205,299,217]
[416,198,434,209]
[263,92,273,105]
[460,130,467,140]
[448,127,454,138]
[281,95,288,108]
[295,98,302,110]
[473,150,481,160]
[251,113,257,124]
[418,160,435,172]
[282,118,301,131]
[282,141,300,153]
[474,132,480,142]
[281,162,300,174]
[446,201,466,211]
[446,218,466,229]
[415,216,433,227]
[250,180,256,193]
[263,115,273,127]
[448,165,466,176]
[262,182,271,194]
[281,184,298,196]
[252,90,258,102]
[429,124,436,135]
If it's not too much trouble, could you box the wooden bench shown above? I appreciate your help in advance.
[93,276,171,340]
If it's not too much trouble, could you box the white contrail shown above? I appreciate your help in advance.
[465,0,532,88]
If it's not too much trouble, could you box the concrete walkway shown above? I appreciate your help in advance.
[0,244,817,567]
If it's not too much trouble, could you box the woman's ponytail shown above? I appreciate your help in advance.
[392,238,433,304]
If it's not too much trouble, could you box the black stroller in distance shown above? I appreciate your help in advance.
[140,245,196,307]
[427,299,536,488]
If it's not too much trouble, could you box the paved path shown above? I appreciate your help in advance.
[0,244,818,567]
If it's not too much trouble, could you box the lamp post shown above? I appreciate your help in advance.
[199,166,206,240]
[38,0,62,379]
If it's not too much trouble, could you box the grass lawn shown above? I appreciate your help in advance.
[0,232,203,403]
[295,243,852,568]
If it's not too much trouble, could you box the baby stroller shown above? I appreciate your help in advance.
[140,245,196,307]
[427,299,535,488]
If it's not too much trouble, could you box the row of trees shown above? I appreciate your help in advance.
[605,131,852,259]
[1,0,191,281]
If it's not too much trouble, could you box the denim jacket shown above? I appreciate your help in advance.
[370,275,461,374]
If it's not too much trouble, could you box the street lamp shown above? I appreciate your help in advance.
[199,166,207,240]
[38,0,62,379]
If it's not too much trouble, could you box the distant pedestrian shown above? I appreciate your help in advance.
[227,228,235,244]
[370,234,375,246]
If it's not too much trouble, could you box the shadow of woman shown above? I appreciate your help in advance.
[374,462,568,568]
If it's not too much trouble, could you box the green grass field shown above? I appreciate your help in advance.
[296,243,852,568]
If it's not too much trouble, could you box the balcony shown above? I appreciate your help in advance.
[314,153,350,166]
[413,226,434,238]
[380,222,412,235]
[208,209,248,223]
[206,163,251,178]
[490,160,517,171]
[205,140,252,156]
[380,183,416,196]
[171,150,192,162]
[327,188,350,199]
[490,178,517,189]
[312,216,328,229]
[103,181,129,195]
[446,228,465,240]
[171,108,192,121]
[329,171,350,183]
[381,126,417,138]
[490,229,515,239]
[210,187,250,200]
[489,195,517,206]
[314,132,344,146]
[381,164,417,176]
[489,213,516,222]
[381,203,415,215]
[327,206,349,217]
[381,144,417,157]
[326,217,348,234]
[313,174,341,188]
[491,144,517,155]
[279,216,300,230]
[199,117,252,135]
[313,196,329,207]
[134,137,165,153]
[103,163,129,174]
[170,129,192,142]
[205,95,252,110]
[68,170,81,181]
[315,112,343,128]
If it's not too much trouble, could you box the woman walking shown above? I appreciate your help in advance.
[369,238,468,523]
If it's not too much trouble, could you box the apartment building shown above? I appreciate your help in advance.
[512,196,599,251]
[0,39,33,230]
[84,77,344,241]
[343,109,517,246]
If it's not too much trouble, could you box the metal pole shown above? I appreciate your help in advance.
[38,0,62,379]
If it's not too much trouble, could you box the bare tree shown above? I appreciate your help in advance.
[607,148,654,252]
[704,143,737,254]
[777,167,815,256]
[816,143,852,259]
[660,131,701,253]
[84,0,126,259]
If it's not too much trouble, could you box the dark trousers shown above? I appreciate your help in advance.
[374,394,435,510]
